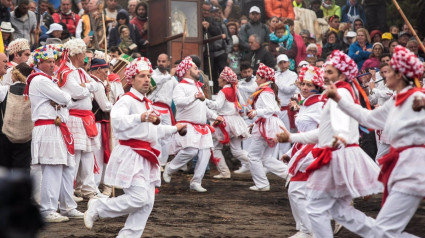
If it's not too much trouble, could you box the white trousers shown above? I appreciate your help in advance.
[288,181,311,234]
[155,108,172,166]
[94,123,106,187]
[96,184,155,238]
[31,164,42,205]
[214,137,249,175]
[306,196,374,238]
[248,137,288,188]
[167,147,211,185]
[373,191,422,238]
[40,164,77,216]
[277,110,292,158]
[74,150,97,196]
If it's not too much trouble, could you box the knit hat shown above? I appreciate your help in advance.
[324,50,358,82]
[8,38,30,55]
[220,66,238,84]
[33,45,58,65]
[390,45,424,80]
[298,65,324,89]
[63,39,87,57]
[124,57,152,84]
[176,56,195,80]
[372,42,384,51]
[256,63,275,82]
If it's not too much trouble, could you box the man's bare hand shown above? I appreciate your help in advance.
[195,92,205,101]
[412,96,425,112]
[276,126,291,143]
[332,136,347,148]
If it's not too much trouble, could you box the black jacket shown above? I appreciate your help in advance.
[242,46,276,73]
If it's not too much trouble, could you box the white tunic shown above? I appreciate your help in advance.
[104,88,177,189]
[92,76,113,113]
[338,86,425,197]
[29,74,74,166]
[275,69,299,107]
[148,68,178,106]
[170,78,218,152]
[237,76,257,108]
[291,86,382,199]
[206,85,250,140]
[369,78,393,106]
[109,81,124,104]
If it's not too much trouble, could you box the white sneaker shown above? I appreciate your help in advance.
[190,183,207,193]
[234,166,250,174]
[249,185,270,191]
[61,209,84,219]
[44,212,70,223]
[84,199,99,229]
[333,222,343,235]
[289,231,313,238]
[163,163,171,183]
[213,173,231,179]
[73,195,84,202]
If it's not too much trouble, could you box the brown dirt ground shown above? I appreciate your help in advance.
[38,167,425,238]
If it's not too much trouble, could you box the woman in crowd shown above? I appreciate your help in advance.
[322,31,343,58]
[348,27,372,69]
[361,42,384,71]
[108,9,145,53]
[269,23,297,70]
[388,40,399,55]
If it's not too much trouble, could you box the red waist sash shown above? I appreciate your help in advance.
[213,119,230,144]
[289,144,315,176]
[254,114,278,148]
[119,139,161,166]
[306,144,359,173]
[178,120,215,135]
[153,101,176,125]
[34,119,75,155]
[69,109,98,137]
[378,145,425,206]
[99,120,111,163]
[281,105,297,129]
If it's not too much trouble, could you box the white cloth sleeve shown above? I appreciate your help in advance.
[173,86,196,107]
[0,85,9,102]
[93,82,113,112]
[330,88,355,140]
[290,128,320,144]
[38,78,72,106]
[205,91,225,111]
[256,92,279,118]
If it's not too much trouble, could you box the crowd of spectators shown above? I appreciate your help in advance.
[1,0,425,94]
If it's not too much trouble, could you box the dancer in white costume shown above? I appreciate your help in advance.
[26,45,84,222]
[84,57,186,237]
[246,63,288,191]
[326,46,425,238]
[148,53,178,167]
[277,50,382,238]
[163,56,223,192]
[284,65,325,238]
[205,66,250,179]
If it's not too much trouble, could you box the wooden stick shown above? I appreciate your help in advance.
[180,19,187,60]
[392,0,425,53]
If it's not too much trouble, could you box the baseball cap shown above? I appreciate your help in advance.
[398,31,412,38]
[277,54,289,63]
[346,31,356,38]
[381,32,393,40]
[298,61,309,68]
[46,23,63,34]
[249,6,261,14]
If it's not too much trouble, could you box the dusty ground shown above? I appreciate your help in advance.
[38,168,425,238]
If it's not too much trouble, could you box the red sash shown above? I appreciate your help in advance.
[254,114,278,147]
[289,144,315,176]
[119,139,160,166]
[153,101,176,125]
[377,145,425,206]
[280,105,297,129]
[178,120,215,135]
[69,109,98,137]
[100,120,111,163]
[34,120,75,155]
[306,144,359,173]
[290,143,304,157]
[395,88,425,107]
[213,120,230,144]
[108,73,121,82]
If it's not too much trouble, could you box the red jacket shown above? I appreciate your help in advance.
[264,0,295,19]
[52,12,80,36]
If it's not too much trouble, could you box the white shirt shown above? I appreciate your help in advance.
[206,85,240,116]
[173,78,218,124]
[1,62,18,86]
[237,76,257,108]
[369,76,393,106]
[254,90,281,118]
[29,74,72,122]
[295,95,323,132]
[275,69,299,107]
[60,62,98,110]
[111,88,177,143]
[91,75,113,112]
[148,68,178,106]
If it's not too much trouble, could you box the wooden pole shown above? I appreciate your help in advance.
[392,0,425,53]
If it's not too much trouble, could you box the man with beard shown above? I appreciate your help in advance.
[1,38,31,86]
[10,0,37,43]
[163,56,223,192]
[148,54,178,169]
[130,2,148,45]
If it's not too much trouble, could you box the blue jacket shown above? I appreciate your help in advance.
[348,41,372,70]
[341,0,366,24]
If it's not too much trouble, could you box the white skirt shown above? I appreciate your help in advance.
[67,115,100,152]
[388,147,425,197]
[168,123,214,154]
[31,124,74,166]
[287,144,316,176]
[251,116,285,142]
[214,115,250,142]
[104,145,161,189]
[305,146,383,199]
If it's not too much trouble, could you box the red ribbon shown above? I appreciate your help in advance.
[288,144,315,176]
[124,91,151,110]
[177,120,215,135]
[69,109,98,138]
[280,105,297,129]
[254,114,278,148]
[100,121,111,163]
[377,145,425,206]
[119,139,161,166]
[213,120,230,144]
[34,119,75,155]
[306,144,359,173]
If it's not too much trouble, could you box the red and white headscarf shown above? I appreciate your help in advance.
[298,65,324,89]
[176,56,195,80]
[220,66,238,84]
[390,45,424,80]
[124,57,153,84]
[324,50,358,82]
[256,63,275,82]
